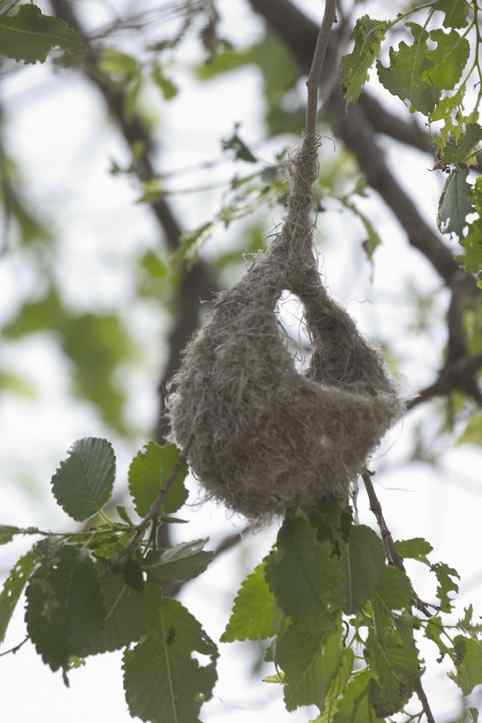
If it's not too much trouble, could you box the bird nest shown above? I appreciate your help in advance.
[168,136,401,519]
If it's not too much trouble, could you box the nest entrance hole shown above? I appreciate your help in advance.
[274,290,313,373]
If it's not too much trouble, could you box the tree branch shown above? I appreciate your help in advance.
[248,0,460,286]
[50,0,219,444]
[407,353,482,411]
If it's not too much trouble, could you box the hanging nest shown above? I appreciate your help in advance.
[168,135,401,519]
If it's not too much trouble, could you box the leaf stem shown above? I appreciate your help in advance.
[0,635,29,658]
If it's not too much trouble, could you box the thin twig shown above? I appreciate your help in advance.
[306,0,337,135]
[0,636,29,658]
[361,470,436,723]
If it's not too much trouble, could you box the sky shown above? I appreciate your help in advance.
[0,1,481,721]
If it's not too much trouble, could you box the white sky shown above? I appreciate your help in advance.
[0,1,481,721]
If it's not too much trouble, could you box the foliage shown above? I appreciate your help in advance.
[0,5,83,64]
[0,437,479,719]
[341,3,482,278]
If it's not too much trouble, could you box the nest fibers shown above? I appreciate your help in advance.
[169,135,401,518]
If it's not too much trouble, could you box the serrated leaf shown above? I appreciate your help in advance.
[144,538,213,586]
[51,437,116,522]
[123,599,218,723]
[265,514,345,620]
[376,566,411,610]
[444,124,482,165]
[334,670,383,723]
[342,16,388,103]
[457,414,482,445]
[431,561,459,612]
[426,616,451,661]
[395,537,433,564]
[344,526,385,613]
[0,546,39,646]
[316,649,354,723]
[25,545,104,671]
[80,562,164,656]
[423,30,469,93]
[365,614,419,716]
[450,636,482,695]
[277,618,342,711]
[434,0,469,28]
[377,23,440,114]
[221,561,279,642]
[0,5,83,64]
[0,525,21,545]
[128,442,188,517]
[429,86,465,123]
[438,167,473,237]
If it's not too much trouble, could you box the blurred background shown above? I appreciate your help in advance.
[0,0,481,720]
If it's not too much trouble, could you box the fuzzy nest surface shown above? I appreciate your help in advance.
[169,137,401,518]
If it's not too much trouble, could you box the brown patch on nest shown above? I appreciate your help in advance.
[168,135,401,519]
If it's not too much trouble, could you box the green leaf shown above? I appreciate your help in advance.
[0,525,21,545]
[80,562,164,656]
[450,636,482,695]
[431,561,459,613]
[365,613,419,716]
[221,561,279,642]
[144,539,214,586]
[423,30,469,93]
[0,5,83,64]
[60,312,134,435]
[344,526,385,613]
[123,599,218,723]
[334,670,383,723]
[429,85,465,122]
[460,219,482,273]
[51,437,116,522]
[128,442,188,517]
[426,616,451,661]
[342,199,382,262]
[25,545,104,671]
[151,63,178,100]
[376,566,412,610]
[438,167,473,237]
[99,48,139,79]
[222,125,258,163]
[265,514,345,620]
[457,414,482,445]
[342,16,388,103]
[316,648,354,723]
[277,618,342,711]
[2,287,65,339]
[0,546,39,646]
[195,45,257,80]
[444,123,482,165]
[395,537,433,564]
[434,0,469,28]
[377,24,440,114]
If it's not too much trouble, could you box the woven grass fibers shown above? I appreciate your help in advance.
[169,135,401,518]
